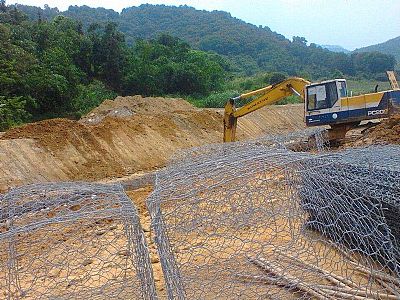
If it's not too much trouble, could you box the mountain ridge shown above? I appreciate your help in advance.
[354,36,400,64]
[13,4,398,76]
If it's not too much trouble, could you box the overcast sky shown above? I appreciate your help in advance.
[11,0,400,50]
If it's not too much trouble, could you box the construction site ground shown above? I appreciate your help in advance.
[1,96,400,299]
[0,96,307,193]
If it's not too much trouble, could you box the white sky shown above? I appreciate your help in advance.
[11,0,400,50]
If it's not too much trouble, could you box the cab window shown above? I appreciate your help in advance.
[338,81,347,97]
[307,85,328,110]
[307,82,339,110]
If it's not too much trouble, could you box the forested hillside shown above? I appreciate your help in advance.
[1,2,398,131]
[355,36,400,65]
[15,4,397,78]
[0,2,227,130]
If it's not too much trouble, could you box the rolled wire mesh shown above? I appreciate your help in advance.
[0,182,157,300]
[168,128,330,167]
[148,133,400,299]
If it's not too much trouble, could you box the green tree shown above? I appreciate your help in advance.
[0,96,30,130]
[352,52,396,74]
[269,72,287,84]
[0,0,6,13]
[72,80,117,116]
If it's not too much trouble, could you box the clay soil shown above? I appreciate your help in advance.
[0,96,304,192]
[1,96,399,299]
[348,115,400,147]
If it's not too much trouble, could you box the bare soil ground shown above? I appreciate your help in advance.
[1,96,400,299]
[125,178,392,299]
[0,97,304,192]
[347,115,400,146]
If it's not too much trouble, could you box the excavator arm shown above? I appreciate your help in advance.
[223,77,310,142]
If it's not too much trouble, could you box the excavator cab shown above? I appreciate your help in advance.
[305,79,348,127]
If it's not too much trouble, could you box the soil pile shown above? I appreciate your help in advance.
[351,115,400,146]
[0,98,224,191]
[80,95,194,124]
[0,97,305,192]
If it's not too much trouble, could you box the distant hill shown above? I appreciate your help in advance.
[14,4,396,77]
[355,36,400,64]
[320,45,350,54]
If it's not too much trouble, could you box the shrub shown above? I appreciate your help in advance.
[72,80,117,116]
[0,96,30,131]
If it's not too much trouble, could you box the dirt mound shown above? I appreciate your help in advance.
[3,119,97,151]
[350,115,400,146]
[0,101,224,192]
[2,118,127,182]
[81,95,195,124]
[0,97,305,192]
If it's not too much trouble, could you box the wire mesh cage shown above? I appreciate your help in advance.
[148,136,400,299]
[2,130,400,300]
[0,182,157,300]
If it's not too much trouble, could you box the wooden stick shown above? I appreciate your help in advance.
[318,284,398,300]
[347,260,400,288]
[320,287,378,300]
[376,278,400,298]
[249,256,332,300]
[273,248,361,289]
[319,240,400,290]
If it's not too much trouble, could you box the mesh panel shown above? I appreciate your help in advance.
[0,182,157,300]
[149,134,400,299]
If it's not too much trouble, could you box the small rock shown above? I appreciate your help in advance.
[82,259,93,266]
[69,205,81,211]
[109,225,118,231]
[118,250,130,257]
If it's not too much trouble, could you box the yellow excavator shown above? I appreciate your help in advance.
[223,71,400,142]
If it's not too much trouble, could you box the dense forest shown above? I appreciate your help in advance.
[0,2,228,130]
[0,2,398,131]
[14,4,398,78]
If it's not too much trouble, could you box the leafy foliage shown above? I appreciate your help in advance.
[0,4,227,130]
[72,80,117,116]
[122,34,226,96]
[1,3,398,130]
[355,36,400,66]
[0,96,30,130]
[352,52,396,75]
[15,4,397,78]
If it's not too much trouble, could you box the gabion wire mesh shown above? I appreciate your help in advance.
[0,182,157,300]
[148,133,400,299]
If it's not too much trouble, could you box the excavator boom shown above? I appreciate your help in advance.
[223,77,310,142]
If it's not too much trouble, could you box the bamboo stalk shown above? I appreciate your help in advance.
[347,260,400,288]
[320,240,400,291]
[249,256,332,300]
[318,284,398,300]
[273,247,360,289]
[376,278,400,298]
[320,287,378,300]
